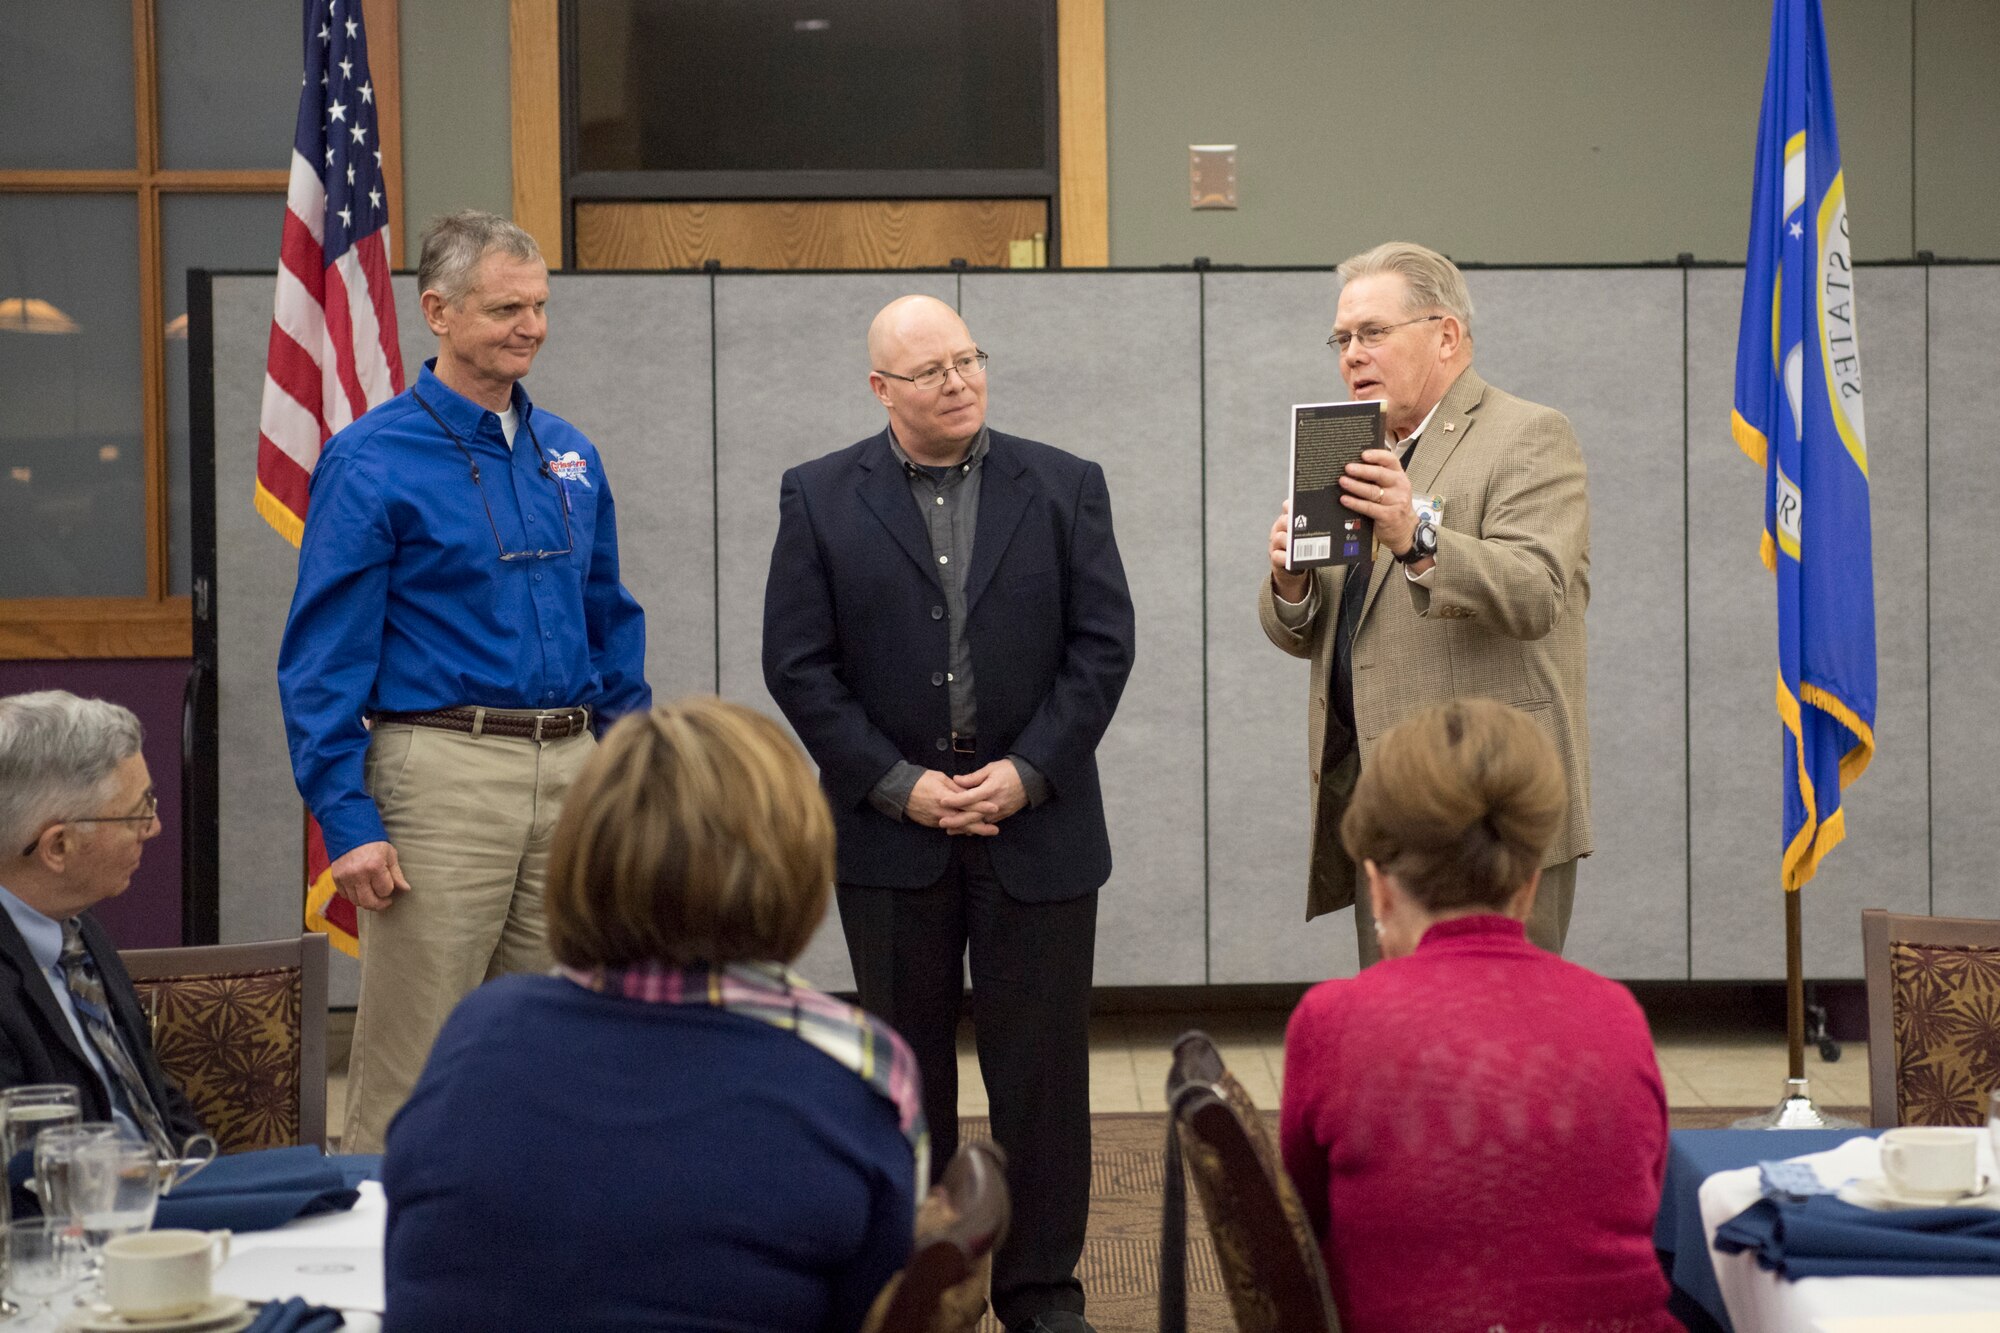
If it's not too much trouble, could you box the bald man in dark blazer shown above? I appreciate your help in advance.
[763,296,1135,1333]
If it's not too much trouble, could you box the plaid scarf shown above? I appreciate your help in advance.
[559,960,929,1194]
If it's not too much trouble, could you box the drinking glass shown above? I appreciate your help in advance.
[66,1135,160,1304]
[72,1137,159,1249]
[32,1122,118,1219]
[4,1218,85,1315]
[0,1085,81,1179]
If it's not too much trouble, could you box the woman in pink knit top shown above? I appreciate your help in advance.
[1280,698,1681,1333]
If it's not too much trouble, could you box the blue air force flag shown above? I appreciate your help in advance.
[1731,0,1877,892]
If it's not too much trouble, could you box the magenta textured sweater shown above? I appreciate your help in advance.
[1280,914,1683,1333]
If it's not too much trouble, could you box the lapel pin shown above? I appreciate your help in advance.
[1443,423,1455,433]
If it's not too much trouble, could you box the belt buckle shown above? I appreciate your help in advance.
[951,733,976,755]
[533,713,551,742]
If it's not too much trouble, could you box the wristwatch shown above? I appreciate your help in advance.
[1397,514,1439,565]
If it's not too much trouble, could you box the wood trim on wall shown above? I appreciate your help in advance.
[512,0,1108,269]
[362,0,405,267]
[577,199,1051,270]
[1056,0,1109,267]
[510,0,563,268]
[0,601,193,661]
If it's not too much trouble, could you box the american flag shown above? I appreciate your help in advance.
[257,0,404,957]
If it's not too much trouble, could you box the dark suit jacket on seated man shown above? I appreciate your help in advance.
[762,295,1135,1333]
[0,691,205,1159]
[1260,241,1591,968]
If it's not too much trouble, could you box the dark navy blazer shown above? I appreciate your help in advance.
[763,428,1135,901]
[0,908,204,1147]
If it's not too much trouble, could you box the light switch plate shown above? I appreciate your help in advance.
[1190,144,1238,209]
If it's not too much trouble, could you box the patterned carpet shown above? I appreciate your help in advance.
[958,1104,1872,1333]
[960,1113,1232,1333]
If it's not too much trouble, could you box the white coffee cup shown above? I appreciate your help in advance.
[1878,1126,1982,1199]
[101,1228,232,1320]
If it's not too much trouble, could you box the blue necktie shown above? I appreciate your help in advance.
[57,918,174,1157]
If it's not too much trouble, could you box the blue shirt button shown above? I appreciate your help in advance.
[544,630,553,640]
[534,573,543,583]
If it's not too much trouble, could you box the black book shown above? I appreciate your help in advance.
[1287,400,1384,570]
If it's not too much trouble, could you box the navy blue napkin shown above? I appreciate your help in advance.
[245,1296,345,1333]
[154,1146,362,1233]
[1714,1194,2000,1278]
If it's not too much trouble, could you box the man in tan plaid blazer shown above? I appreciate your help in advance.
[1259,242,1590,967]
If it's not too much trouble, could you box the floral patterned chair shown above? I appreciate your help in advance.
[119,934,329,1154]
[862,1139,1009,1333]
[1159,1030,1339,1333]
[1862,908,2000,1127]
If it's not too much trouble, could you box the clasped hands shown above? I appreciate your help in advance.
[906,759,1026,837]
[1268,446,1419,600]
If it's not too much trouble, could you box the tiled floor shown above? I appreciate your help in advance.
[980,1009,1867,1116]
[325,1002,1869,1144]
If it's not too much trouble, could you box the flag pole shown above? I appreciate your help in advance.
[1786,890,1805,1082]
[1732,889,1857,1129]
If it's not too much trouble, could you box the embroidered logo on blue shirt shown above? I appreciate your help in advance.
[546,449,593,487]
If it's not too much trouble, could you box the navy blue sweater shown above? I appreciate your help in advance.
[382,973,916,1332]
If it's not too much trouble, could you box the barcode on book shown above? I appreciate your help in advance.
[1292,536,1331,562]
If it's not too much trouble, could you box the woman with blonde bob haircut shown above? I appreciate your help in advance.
[384,697,926,1333]
[1280,698,1680,1333]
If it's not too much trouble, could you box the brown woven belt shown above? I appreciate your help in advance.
[373,706,591,741]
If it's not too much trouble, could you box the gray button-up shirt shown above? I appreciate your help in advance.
[869,426,1050,820]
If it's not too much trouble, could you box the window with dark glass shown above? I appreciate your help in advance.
[572,0,1053,176]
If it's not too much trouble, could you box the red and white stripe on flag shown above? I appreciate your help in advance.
[260,0,405,957]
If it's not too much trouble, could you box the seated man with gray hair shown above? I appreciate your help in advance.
[0,691,204,1156]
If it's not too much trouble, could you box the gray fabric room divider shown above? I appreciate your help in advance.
[202,263,1993,997]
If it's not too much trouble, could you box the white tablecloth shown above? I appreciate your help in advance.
[6,1181,386,1332]
[217,1179,386,1332]
[1697,1136,2000,1333]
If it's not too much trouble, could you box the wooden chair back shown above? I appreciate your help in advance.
[1862,907,2000,1127]
[120,933,329,1153]
[1159,1030,1339,1333]
[863,1139,1010,1333]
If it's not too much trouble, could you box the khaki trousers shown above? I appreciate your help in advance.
[341,723,593,1152]
[1352,857,1578,969]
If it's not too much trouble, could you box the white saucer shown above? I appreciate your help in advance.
[64,1294,250,1333]
[1837,1172,2000,1211]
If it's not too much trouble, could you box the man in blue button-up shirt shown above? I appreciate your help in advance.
[278,212,649,1151]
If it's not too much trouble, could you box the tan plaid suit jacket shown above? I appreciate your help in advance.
[1258,367,1592,920]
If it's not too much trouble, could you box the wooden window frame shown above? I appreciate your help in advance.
[0,0,402,660]
[509,0,1107,270]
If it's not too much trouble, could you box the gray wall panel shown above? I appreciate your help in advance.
[520,275,715,701]
[1466,270,1688,978]
[207,263,1982,992]
[1927,267,2000,920]
[214,276,312,964]
[1201,271,1357,983]
[711,273,958,992]
[960,273,1207,986]
[1685,270,1773,976]
[1688,268,1932,978]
